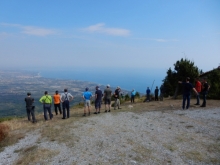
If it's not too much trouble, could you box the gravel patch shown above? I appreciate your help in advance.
[0,107,220,165]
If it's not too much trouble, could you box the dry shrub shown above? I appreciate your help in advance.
[0,123,10,142]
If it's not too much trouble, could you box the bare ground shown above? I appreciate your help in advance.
[0,98,220,165]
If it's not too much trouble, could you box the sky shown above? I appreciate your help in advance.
[0,0,220,73]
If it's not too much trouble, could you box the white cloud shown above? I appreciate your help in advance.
[1,23,57,36]
[82,23,130,37]
[134,37,178,42]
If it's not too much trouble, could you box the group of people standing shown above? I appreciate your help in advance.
[82,85,121,116]
[24,78,210,123]
[179,77,210,110]
[24,85,122,122]
[24,89,73,123]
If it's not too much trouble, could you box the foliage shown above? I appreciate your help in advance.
[124,94,130,101]
[135,92,140,98]
[207,69,220,99]
[163,58,200,97]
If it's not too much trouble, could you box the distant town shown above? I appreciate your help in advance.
[0,70,127,117]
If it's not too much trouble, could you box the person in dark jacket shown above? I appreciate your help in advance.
[178,77,198,110]
[146,87,151,101]
[25,92,36,123]
[200,78,210,107]
[154,86,159,101]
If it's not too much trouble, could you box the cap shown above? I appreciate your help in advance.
[107,84,110,87]
[117,86,120,89]
[27,92,31,95]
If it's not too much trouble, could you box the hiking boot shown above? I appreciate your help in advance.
[194,103,199,105]
[94,112,98,114]
[118,107,121,109]
[105,110,107,113]
[108,110,111,112]
[83,113,86,117]
[98,111,100,114]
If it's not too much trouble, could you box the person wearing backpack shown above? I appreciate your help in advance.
[39,91,53,121]
[60,89,74,119]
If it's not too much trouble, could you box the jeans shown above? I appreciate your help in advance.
[147,94,150,101]
[196,92,200,104]
[43,104,53,120]
[202,91,207,106]
[62,100,70,118]
[182,94,190,109]
[26,106,36,122]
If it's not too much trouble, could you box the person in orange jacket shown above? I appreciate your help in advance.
[194,78,202,105]
[53,91,62,115]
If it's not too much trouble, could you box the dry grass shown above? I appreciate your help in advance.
[0,98,220,164]
[14,145,59,165]
[0,123,10,142]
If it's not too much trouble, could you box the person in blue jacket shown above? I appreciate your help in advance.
[131,89,136,103]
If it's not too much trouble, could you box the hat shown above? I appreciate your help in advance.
[107,84,110,87]
[117,86,120,89]
[85,87,89,91]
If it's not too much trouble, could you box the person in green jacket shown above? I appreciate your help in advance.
[39,91,53,120]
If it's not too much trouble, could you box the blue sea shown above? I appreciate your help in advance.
[39,67,166,94]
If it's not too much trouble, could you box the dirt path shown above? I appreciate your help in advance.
[0,99,220,165]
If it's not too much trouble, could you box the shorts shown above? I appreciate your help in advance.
[84,100,91,107]
[95,100,101,109]
[104,98,111,105]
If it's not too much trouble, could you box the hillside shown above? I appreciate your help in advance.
[0,98,220,165]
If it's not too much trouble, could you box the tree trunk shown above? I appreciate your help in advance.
[173,86,179,99]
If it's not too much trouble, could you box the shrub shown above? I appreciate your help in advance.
[0,124,10,142]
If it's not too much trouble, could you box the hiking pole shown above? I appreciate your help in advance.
[151,80,155,93]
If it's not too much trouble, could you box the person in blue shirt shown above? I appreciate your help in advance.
[146,87,151,101]
[82,87,93,116]
[178,77,198,110]
[131,89,136,103]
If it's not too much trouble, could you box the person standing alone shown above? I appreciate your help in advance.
[154,86,159,101]
[25,92,36,123]
[60,89,74,119]
[131,89,136,103]
[53,91,62,115]
[146,87,151,101]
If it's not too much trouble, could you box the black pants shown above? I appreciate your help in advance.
[54,103,62,115]
[62,100,70,118]
[131,95,135,103]
[155,94,158,101]
[26,106,36,122]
